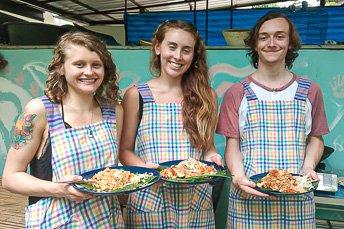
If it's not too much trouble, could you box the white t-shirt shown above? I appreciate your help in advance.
[216,74,330,138]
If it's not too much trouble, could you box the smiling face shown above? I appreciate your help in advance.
[256,17,290,67]
[61,44,104,96]
[154,28,195,80]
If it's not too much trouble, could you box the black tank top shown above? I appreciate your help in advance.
[28,102,72,205]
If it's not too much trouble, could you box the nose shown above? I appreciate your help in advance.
[268,35,276,47]
[84,65,94,75]
[173,49,182,60]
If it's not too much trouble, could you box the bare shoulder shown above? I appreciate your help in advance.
[122,86,140,108]
[124,86,139,97]
[23,98,46,118]
[20,98,48,133]
[11,98,47,150]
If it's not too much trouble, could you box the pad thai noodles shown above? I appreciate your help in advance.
[87,167,154,192]
[256,169,314,193]
[160,158,217,179]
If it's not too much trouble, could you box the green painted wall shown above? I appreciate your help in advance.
[0,47,343,179]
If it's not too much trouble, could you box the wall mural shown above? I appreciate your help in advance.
[0,48,343,176]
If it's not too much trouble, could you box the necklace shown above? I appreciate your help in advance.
[88,106,94,138]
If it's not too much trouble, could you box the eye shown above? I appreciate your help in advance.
[258,35,268,41]
[276,34,285,40]
[183,48,192,54]
[93,63,103,69]
[75,63,84,68]
[168,44,176,50]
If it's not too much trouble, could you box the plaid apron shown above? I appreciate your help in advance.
[25,96,124,228]
[125,83,215,229]
[227,79,315,229]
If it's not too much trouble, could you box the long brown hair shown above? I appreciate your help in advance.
[245,12,302,69]
[44,32,120,104]
[150,20,217,151]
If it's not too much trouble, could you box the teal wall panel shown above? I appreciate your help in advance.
[0,48,343,176]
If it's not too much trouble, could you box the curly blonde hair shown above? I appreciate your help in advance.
[44,32,120,104]
[150,20,217,151]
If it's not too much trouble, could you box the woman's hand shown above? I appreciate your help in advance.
[204,154,223,167]
[145,161,159,169]
[301,167,320,181]
[232,174,270,197]
[53,175,93,202]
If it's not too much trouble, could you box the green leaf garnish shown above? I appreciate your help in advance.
[77,175,157,192]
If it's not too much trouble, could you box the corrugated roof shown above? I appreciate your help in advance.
[5,0,294,25]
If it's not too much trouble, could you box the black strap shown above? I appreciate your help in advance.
[138,92,143,124]
[60,101,73,129]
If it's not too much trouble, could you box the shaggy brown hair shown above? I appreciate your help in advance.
[150,20,217,151]
[245,12,302,69]
[44,32,120,104]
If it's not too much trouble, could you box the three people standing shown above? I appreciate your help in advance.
[2,12,330,229]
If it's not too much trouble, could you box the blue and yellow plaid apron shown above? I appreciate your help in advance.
[227,79,315,229]
[25,96,124,228]
[125,83,215,229]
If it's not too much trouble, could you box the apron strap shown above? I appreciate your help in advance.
[101,104,117,120]
[294,78,311,101]
[136,82,155,104]
[241,80,258,101]
[40,96,65,133]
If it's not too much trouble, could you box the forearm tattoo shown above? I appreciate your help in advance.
[11,114,37,150]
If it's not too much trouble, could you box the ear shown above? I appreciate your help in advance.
[154,42,161,55]
[57,65,65,76]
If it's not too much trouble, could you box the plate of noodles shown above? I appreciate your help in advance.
[72,166,160,195]
[250,169,318,195]
[158,158,229,185]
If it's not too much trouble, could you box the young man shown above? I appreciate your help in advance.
[217,12,329,228]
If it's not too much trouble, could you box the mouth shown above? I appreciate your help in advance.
[169,61,183,69]
[79,79,96,83]
[264,48,281,53]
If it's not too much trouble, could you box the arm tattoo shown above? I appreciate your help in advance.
[11,114,37,150]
